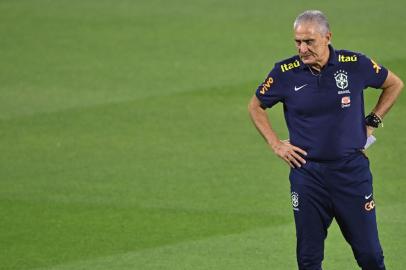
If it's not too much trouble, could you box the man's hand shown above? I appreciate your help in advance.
[366,126,375,137]
[271,140,307,168]
[248,95,307,168]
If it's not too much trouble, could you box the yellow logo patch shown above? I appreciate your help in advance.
[259,76,274,94]
[338,54,358,62]
[281,60,300,72]
[370,59,382,74]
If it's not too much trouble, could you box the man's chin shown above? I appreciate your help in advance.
[300,57,315,65]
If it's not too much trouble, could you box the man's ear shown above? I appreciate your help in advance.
[326,32,332,45]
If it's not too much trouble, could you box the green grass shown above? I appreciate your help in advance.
[1,0,405,269]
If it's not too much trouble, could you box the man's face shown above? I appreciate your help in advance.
[294,22,331,66]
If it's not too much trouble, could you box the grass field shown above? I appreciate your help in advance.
[1,0,405,269]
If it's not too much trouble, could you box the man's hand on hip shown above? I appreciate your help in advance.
[271,140,307,168]
[366,126,375,137]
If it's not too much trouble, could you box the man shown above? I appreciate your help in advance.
[248,10,403,270]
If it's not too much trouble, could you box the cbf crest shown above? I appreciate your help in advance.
[291,192,299,211]
[334,70,349,89]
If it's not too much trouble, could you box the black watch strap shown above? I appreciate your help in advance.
[365,112,382,128]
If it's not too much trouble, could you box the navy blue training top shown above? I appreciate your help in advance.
[255,45,388,161]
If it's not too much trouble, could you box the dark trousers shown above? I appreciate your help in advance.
[289,152,385,270]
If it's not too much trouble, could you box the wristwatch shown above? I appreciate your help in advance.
[365,112,383,128]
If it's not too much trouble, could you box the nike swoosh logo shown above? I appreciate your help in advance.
[365,193,373,199]
[294,84,308,91]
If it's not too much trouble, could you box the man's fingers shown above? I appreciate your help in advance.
[290,156,303,168]
[284,158,295,168]
[366,126,374,137]
[291,158,302,168]
[291,151,306,165]
[284,154,301,168]
[282,151,306,168]
[276,141,307,168]
[292,145,307,156]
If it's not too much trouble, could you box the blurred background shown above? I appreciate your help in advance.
[1,0,405,269]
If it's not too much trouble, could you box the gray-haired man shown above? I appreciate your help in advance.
[248,10,403,270]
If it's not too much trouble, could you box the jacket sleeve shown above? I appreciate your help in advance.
[358,54,388,89]
[255,64,286,108]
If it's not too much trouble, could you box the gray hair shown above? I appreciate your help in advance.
[293,10,330,35]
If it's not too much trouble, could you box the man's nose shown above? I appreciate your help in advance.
[299,42,308,53]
